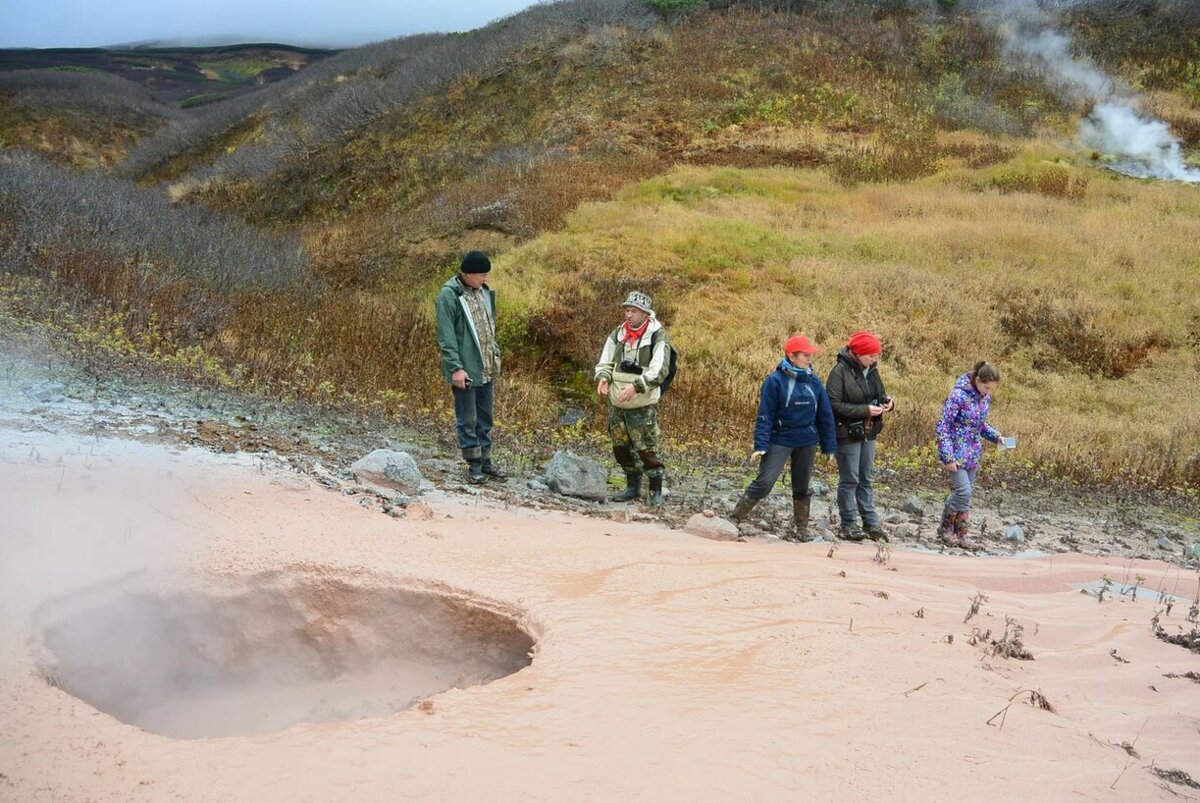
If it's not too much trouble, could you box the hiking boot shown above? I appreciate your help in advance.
[613,473,642,503]
[467,460,487,484]
[647,475,664,507]
[729,494,761,526]
[863,523,889,542]
[481,460,507,480]
[838,523,867,542]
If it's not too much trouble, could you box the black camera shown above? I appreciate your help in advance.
[618,358,643,375]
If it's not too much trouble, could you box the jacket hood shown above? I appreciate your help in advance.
[836,346,879,373]
[619,314,662,340]
[442,274,490,295]
[954,372,977,396]
[777,358,815,381]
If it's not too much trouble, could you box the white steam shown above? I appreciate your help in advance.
[976,0,1200,183]
[1080,103,1200,181]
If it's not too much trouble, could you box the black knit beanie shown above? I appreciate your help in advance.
[460,251,492,274]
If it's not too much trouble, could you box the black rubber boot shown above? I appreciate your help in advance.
[647,475,664,507]
[729,494,760,525]
[466,460,486,484]
[614,473,641,502]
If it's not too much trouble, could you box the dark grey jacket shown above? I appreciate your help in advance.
[826,347,888,443]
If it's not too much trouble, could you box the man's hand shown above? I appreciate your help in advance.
[597,379,609,396]
[867,405,884,417]
[451,369,469,390]
[881,398,895,413]
[618,385,636,404]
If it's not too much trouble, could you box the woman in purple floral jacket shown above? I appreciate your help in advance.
[935,362,1006,549]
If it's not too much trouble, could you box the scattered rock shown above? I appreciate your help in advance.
[809,480,828,497]
[683,513,740,541]
[405,502,435,521]
[1156,535,1174,552]
[609,509,632,523]
[350,449,423,494]
[527,478,550,492]
[557,407,586,427]
[1005,525,1025,543]
[270,474,310,491]
[544,451,608,501]
[712,478,733,491]
[885,512,906,525]
[901,496,923,515]
[26,382,66,403]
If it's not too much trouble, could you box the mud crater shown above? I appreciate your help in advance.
[34,571,535,739]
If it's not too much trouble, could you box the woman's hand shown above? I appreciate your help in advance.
[867,405,884,416]
[942,461,959,473]
[618,386,636,403]
[751,450,766,460]
[596,379,609,396]
[881,398,895,413]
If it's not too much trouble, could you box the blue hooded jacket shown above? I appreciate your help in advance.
[754,359,838,454]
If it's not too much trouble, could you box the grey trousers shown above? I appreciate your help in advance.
[835,438,880,528]
[745,443,817,501]
[945,467,978,513]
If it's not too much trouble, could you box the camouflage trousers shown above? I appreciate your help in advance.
[608,403,664,478]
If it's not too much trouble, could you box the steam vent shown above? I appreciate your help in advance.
[34,572,535,739]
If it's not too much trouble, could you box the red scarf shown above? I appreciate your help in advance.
[621,318,650,345]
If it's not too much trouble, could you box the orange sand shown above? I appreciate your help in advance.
[1,428,1197,801]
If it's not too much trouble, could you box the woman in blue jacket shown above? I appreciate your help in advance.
[729,334,838,541]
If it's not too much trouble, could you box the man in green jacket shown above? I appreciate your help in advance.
[435,251,504,484]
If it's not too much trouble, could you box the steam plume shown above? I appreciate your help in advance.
[976,0,1200,183]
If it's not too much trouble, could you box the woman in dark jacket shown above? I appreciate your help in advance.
[826,330,894,541]
[729,334,837,541]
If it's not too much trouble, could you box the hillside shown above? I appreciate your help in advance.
[1,0,1199,496]
[0,44,334,167]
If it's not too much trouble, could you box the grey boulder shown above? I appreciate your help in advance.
[545,451,608,501]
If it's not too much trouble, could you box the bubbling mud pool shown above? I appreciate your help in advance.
[33,571,535,739]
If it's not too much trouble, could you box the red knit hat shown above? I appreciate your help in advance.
[783,334,819,355]
[847,330,882,356]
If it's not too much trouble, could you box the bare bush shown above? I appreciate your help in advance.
[0,69,178,123]
[124,0,658,183]
[0,153,305,292]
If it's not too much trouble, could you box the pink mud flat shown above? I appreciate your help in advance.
[1,429,1197,801]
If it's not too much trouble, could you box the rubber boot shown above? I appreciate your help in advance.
[647,475,664,507]
[938,506,958,546]
[955,511,983,551]
[466,459,486,484]
[784,496,811,542]
[614,473,641,503]
[729,494,760,525]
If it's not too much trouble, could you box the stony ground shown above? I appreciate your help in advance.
[4,341,1198,569]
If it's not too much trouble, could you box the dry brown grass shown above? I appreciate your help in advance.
[498,154,1200,491]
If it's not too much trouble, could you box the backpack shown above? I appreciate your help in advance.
[652,329,679,395]
[611,326,679,395]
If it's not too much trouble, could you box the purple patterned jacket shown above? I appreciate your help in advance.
[936,373,1001,470]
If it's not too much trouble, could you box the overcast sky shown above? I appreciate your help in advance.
[0,0,544,49]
